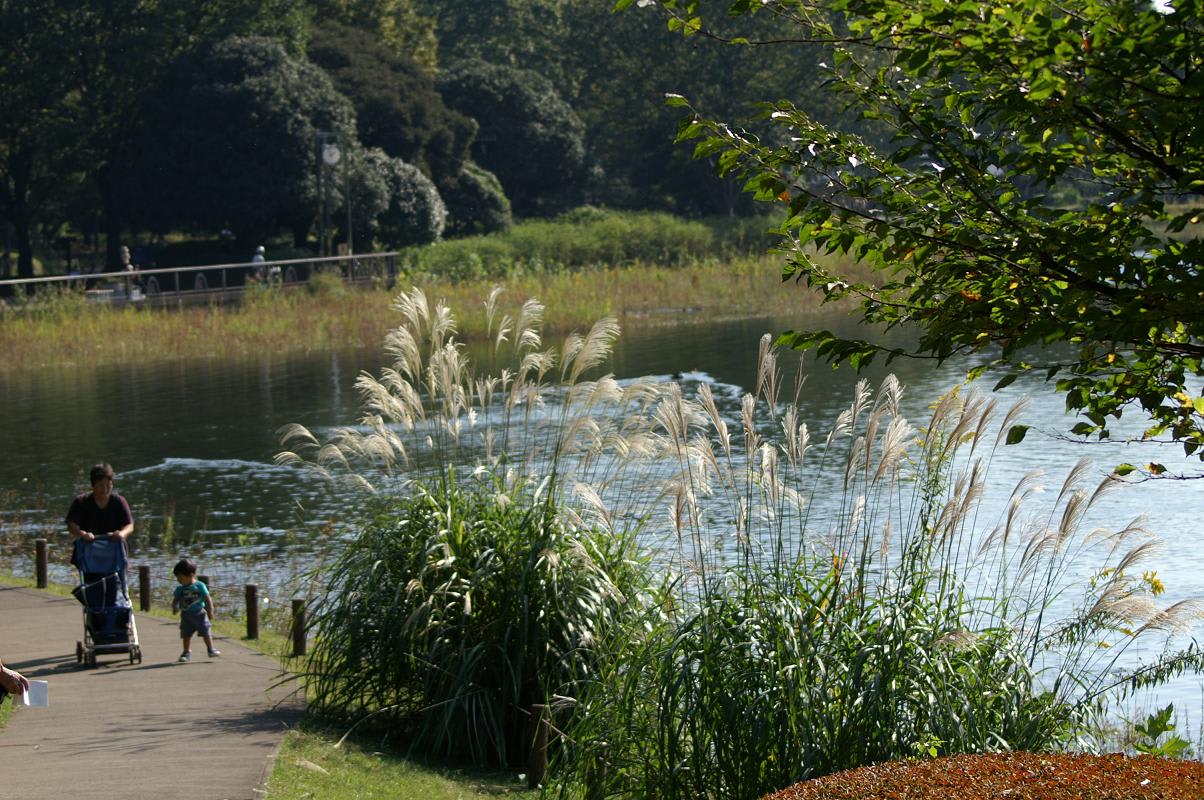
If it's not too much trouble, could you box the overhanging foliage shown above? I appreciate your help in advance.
[641,0,1204,461]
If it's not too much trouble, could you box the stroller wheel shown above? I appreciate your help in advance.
[129,648,136,665]
[136,647,143,664]
[76,641,83,664]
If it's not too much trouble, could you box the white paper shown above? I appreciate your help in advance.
[22,680,48,707]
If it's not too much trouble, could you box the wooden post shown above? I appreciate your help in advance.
[291,599,306,656]
[527,704,549,789]
[245,584,259,640]
[35,539,47,588]
[138,565,151,611]
[585,744,609,800]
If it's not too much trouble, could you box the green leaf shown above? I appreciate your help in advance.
[993,373,1019,390]
[1113,463,1136,476]
[1005,425,1030,445]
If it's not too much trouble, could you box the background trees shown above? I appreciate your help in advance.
[437,60,587,218]
[125,36,360,247]
[652,0,1204,457]
[1,0,882,270]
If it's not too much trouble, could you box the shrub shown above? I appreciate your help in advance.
[375,157,447,248]
[408,209,715,282]
[305,269,347,298]
[279,288,1204,796]
[440,160,513,236]
[279,287,660,767]
[304,478,647,765]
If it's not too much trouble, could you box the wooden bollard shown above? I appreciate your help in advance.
[35,539,47,588]
[291,599,306,656]
[585,744,609,800]
[245,584,259,640]
[138,565,151,611]
[527,704,550,789]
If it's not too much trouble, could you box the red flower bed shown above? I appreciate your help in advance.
[763,752,1204,800]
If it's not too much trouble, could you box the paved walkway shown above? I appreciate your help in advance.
[0,583,303,800]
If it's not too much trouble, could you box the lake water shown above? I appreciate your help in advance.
[2,308,1202,717]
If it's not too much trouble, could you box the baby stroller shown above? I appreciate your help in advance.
[72,535,142,667]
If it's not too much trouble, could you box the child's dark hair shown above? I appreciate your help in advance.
[89,463,115,484]
[173,558,197,577]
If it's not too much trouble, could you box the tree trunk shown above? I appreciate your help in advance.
[292,219,311,250]
[96,163,123,270]
[10,164,35,281]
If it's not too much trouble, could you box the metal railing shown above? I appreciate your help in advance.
[0,251,401,304]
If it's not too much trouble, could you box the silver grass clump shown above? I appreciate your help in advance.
[280,288,1203,753]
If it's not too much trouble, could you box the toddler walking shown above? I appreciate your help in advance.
[172,559,220,662]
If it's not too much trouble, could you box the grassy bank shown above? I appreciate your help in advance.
[0,253,848,373]
[268,729,537,800]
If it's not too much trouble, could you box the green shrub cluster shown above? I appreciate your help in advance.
[406,209,719,282]
[305,478,649,765]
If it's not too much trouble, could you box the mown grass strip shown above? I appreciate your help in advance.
[266,728,539,800]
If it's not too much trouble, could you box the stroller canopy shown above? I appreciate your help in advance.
[73,535,128,576]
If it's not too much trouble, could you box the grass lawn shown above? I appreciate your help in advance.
[266,728,539,800]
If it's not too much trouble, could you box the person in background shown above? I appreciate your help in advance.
[120,245,141,295]
[252,245,267,282]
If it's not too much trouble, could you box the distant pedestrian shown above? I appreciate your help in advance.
[120,245,141,294]
[171,559,220,662]
[251,245,267,282]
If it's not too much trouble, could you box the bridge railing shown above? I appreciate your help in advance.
[0,251,401,303]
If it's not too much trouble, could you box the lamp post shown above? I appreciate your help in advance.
[314,131,352,259]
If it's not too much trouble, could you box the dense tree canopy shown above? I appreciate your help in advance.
[0,0,309,276]
[126,36,360,245]
[651,0,1204,461]
[308,0,437,71]
[437,60,587,217]
[307,22,475,185]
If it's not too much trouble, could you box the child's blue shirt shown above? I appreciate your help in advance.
[174,581,210,615]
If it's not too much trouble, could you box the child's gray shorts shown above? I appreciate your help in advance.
[180,609,211,638]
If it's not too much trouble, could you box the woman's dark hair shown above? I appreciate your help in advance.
[89,463,115,484]
[173,558,198,577]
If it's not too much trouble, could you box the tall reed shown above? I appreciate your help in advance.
[277,287,1203,796]
[551,345,1204,800]
[278,287,667,766]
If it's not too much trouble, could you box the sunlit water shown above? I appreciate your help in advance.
[2,309,1203,724]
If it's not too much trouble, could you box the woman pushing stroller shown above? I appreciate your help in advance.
[67,462,142,666]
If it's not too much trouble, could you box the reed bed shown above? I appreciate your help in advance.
[0,254,835,373]
[273,286,1204,798]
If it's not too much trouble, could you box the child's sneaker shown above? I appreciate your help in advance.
[178,651,191,662]
[207,648,221,658]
